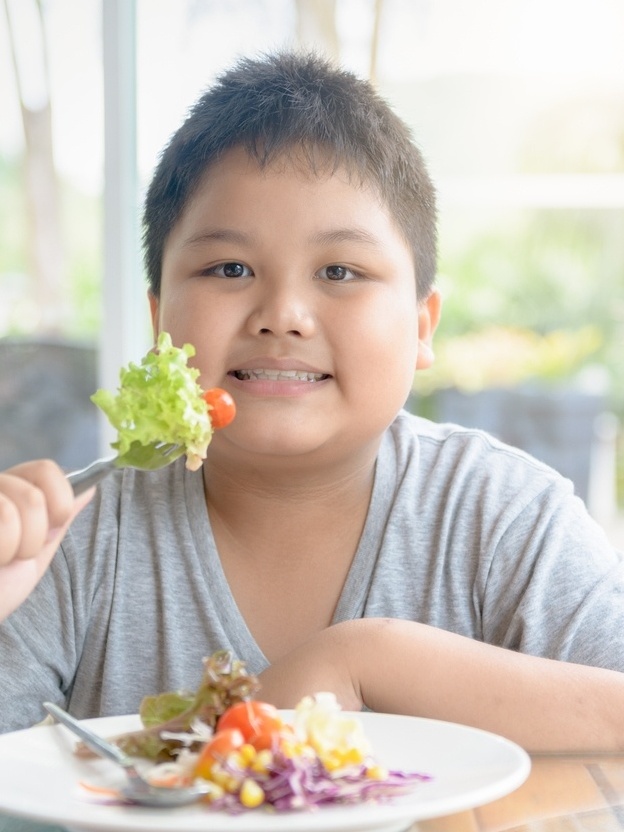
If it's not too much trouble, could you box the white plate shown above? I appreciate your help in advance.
[0,712,530,832]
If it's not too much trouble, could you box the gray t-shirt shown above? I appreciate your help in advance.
[1,410,622,733]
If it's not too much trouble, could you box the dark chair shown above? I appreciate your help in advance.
[0,337,100,470]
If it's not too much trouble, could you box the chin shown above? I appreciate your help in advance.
[244,433,328,459]
[229,410,326,449]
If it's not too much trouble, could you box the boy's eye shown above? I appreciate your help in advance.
[318,264,357,282]
[208,262,252,278]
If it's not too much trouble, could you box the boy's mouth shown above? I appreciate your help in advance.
[231,369,329,382]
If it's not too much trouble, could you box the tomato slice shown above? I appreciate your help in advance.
[203,388,236,430]
[217,701,283,751]
[194,727,244,779]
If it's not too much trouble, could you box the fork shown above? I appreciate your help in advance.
[67,442,182,495]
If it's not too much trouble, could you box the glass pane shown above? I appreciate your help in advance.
[0,0,102,338]
[1,0,622,514]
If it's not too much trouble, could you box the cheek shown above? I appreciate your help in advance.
[156,292,232,382]
[159,276,201,323]
[350,294,419,367]
[339,296,419,412]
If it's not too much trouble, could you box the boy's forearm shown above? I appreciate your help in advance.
[259,618,624,752]
[346,618,624,753]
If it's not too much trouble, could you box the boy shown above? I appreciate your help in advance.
[1,51,623,751]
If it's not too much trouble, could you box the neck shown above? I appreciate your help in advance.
[201,443,380,566]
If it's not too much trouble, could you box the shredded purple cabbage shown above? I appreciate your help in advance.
[211,748,432,814]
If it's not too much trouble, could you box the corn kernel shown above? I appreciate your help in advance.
[201,782,225,803]
[240,778,265,808]
[284,740,315,761]
[225,775,241,793]
[209,767,227,786]
[230,751,249,770]
[211,768,241,792]
[250,749,273,774]
[230,745,257,769]
[194,760,214,782]
[239,743,257,765]
[366,764,388,781]
[279,739,296,759]
[323,753,342,772]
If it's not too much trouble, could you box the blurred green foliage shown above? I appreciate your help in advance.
[414,205,624,507]
[62,185,102,339]
[414,325,604,396]
[0,154,101,338]
[424,206,624,408]
[0,156,27,273]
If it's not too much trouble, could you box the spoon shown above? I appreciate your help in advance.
[43,702,211,808]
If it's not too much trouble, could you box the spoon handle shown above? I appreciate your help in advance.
[43,701,131,768]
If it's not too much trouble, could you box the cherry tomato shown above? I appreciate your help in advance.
[247,724,280,752]
[217,701,283,751]
[194,727,244,779]
[203,388,236,430]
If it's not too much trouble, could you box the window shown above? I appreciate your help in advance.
[1,0,622,511]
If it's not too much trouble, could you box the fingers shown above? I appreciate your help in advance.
[0,460,75,566]
[0,461,94,621]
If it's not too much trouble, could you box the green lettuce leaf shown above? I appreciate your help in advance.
[139,691,197,728]
[91,332,213,471]
[95,651,261,761]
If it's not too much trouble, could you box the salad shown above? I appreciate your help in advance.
[91,332,235,471]
[80,651,431,814]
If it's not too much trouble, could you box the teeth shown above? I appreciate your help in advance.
[234,369,326,382]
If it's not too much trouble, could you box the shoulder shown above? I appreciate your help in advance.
[382,409,577,530]
[389,409,566,487]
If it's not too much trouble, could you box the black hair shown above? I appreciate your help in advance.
[143,51,437,297]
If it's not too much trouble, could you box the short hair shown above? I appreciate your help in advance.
[143,51,437,298]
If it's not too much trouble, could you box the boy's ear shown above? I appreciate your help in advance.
[148,291,160,340]
[415,289,441,371]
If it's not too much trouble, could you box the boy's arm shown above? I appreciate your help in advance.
[0,461,93,620]
[259,617,624,753]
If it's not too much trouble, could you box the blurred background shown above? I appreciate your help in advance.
[0,0,623,540]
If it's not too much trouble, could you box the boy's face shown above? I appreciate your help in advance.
[150,147,440,467]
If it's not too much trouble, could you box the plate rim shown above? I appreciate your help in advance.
[0,711,531,832]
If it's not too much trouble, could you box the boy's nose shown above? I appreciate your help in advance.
[246,286,315,338]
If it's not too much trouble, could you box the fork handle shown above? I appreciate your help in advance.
[67,456,118,495]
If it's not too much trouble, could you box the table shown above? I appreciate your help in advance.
[1,753,624,832]
[414,752,624,831]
